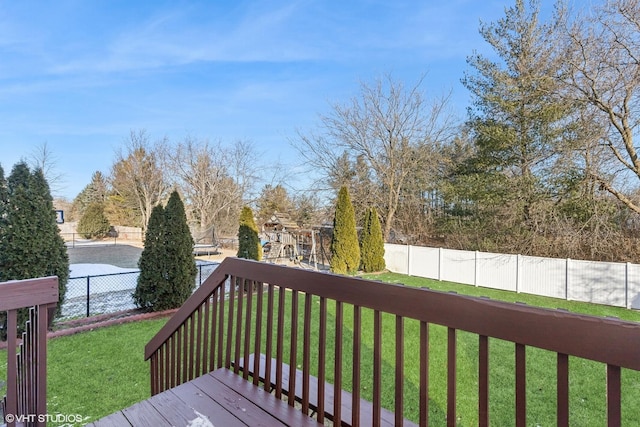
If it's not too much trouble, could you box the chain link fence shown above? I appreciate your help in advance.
[61,232,144,248]
[61,261,219,319]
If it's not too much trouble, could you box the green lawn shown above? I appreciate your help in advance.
[355,272,640,425]
[1,272,639,426]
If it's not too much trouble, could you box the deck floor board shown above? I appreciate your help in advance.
[121,399,170,426]
[166,380,249,426]
[209,369,322,426]
[87,368,322,426]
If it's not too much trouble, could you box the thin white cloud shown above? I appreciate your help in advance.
[3,0,503,81]
[49,2,326,76]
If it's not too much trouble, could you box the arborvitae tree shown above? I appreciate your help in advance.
[237,206,262,261]
[77,202,110,238]
[330,186,360,274]
[31,167,69,316]
[359,207,386,273]
[133,204,167,310]
[0,163,36,284]
[134,191,197,312]
[163,191,197,306]
[0,165,7,246]
[0,163,69,338]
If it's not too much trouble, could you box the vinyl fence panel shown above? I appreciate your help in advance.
[441,248,476,285]
[384,244,409,274]
[408,246,440,279]
[384,243,640,309]
[569,259,626,307]
[520,255,567,299]
[628,263,640,309]
[477,252,517,291]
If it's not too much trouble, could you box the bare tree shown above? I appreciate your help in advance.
[29,142,66,198]
[109,130,170,231]
[562,0,640,213]
[170,137,258,236]
[296,74,456,239]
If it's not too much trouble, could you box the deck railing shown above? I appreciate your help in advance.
[1,276,58,427]
[145,257,640,426]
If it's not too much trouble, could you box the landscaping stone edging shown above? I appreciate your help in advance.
[0,308,178,350]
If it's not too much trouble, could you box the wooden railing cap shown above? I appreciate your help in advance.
[0,276,59,311]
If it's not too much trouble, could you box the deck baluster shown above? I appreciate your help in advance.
[253,282,264,387]
[1,276,58,427]
[334,300,343,425]
[420,321,429,427]
[479,335,489,427]
[302,293,312,415]
[447,327,457,427]
[352,305,362,427]
[288,290,299,407]
[275,286,285,399]
[243,280,253,381]
[373,309,382,427]
[516,343,527,427]
[317,296,328,424]
[607,364,621,426]
[264,284,275,393]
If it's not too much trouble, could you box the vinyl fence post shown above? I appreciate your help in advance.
[86,276,91,317]
[516,254,522,293]
[626,262,630,309]
[438,247,443,281]
[407,244,411,276]
[565,258,570,301]
[474,250,479,287]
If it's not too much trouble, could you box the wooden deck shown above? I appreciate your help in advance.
[87,368,321,426]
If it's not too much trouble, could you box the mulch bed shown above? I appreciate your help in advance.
[0,308,178,350]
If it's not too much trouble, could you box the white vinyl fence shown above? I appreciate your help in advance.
[384,244,640,309]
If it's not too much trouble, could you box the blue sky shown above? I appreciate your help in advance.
[0,0,552,200]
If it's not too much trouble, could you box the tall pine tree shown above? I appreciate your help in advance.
[457,0,574,248]
[331,186,360,274]
[359,207,386,272]
[237,206,262,261]
[71,171,109,220]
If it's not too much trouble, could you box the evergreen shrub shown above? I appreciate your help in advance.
[77,202,110,238]
[330,186,360,274]
[134,191,196,311]
[359,207,386,272]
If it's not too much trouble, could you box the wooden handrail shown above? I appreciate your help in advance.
[1,276,58,427]
[146,257,640,426]
[0,276,59,312]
